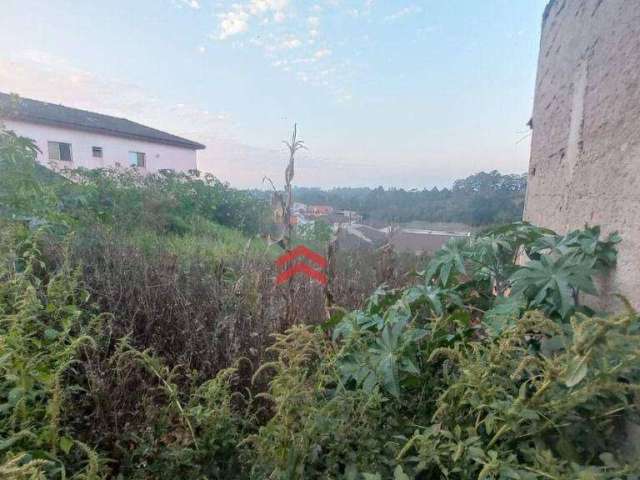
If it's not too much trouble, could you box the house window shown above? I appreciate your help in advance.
[128,151,146,168]
[48,141,72,162]
[92,146,103,158]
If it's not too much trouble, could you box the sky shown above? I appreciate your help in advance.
[0,0,548,189]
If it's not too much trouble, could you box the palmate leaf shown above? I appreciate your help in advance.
[483,294,526,337]
[472,235,513,260]
[337,354,376,390]
[402,283,462,317]
[365,285,401,316]
[467,234,520,289]
[426,238,469,286]
[510,255,598,319]
[394,465,410,480]
[531,226,621,269]
[332,311,385,342]
[481,221,552,242]
[350,318,428,398]
[481,222,553,260]
[377,352,400,398]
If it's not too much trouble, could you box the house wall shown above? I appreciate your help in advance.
[524,0,640,310]
[1,119,198,173]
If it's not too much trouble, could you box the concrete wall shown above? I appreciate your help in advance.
[1,119,198,173]
[524,0,640,310]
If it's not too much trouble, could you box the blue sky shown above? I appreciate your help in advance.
[0,0,547,188]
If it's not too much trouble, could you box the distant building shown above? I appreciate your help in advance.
[292,202,307,213]
[524,0,640,310]
[307,205,334,217]
[285,203,363,226]
[336,223,466,255]
[389,230,455,255]
[336,224,388,250]
[0,92,205,173]
[335,209,363,224]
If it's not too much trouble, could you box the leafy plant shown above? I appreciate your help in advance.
[421,222,619,324]
[397,310,640,478]
[248,326,406,479]
[336,315,428,398]
[530,225,620,268]
[425,238,468,286]
[1,127,635,479]
[0,228,107,478]
[0,453,48,479]
[467,222,550,295]
[510,254,598,319]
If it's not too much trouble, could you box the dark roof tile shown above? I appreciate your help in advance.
[0,92,205,150]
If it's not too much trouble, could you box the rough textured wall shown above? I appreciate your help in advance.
[524,0,640,310]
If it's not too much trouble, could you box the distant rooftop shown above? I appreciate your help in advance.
[0,92,205,150]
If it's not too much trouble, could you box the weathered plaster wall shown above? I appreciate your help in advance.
[524,0,640,310]
[1,119,198,173]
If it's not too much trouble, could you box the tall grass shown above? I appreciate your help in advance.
[2,129,637,478]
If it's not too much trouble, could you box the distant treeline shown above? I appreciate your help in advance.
[293,170,527,226]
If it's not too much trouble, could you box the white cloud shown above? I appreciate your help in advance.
[216,0,289,39]
[385,4,422,22]
[314,48,331,59]
[290,57,315,64]
[280,36,301,49]
[218,9,250,39]
[248,0,288,14]
[210,0,356,101]
[176,0,200,9]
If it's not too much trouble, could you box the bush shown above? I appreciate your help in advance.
[247,299,640,478]
[2,129,638,479]
[0,225,107,478]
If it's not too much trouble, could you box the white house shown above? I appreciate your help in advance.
[0,92,205,173]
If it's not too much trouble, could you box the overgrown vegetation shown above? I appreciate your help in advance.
[1,130,638,478]
[293,171,527,226]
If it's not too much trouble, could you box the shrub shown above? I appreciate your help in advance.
[247,326,403,479]
[2,128,638,479]
[247,295,640,478]
[398,310,640,478]
[0,226,107,478]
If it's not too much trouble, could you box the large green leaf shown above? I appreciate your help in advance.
[510,254,598,320]
[563,355,589,388]
[426,238,468,286]
[402,283,462,317]
[483,294,526,337]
